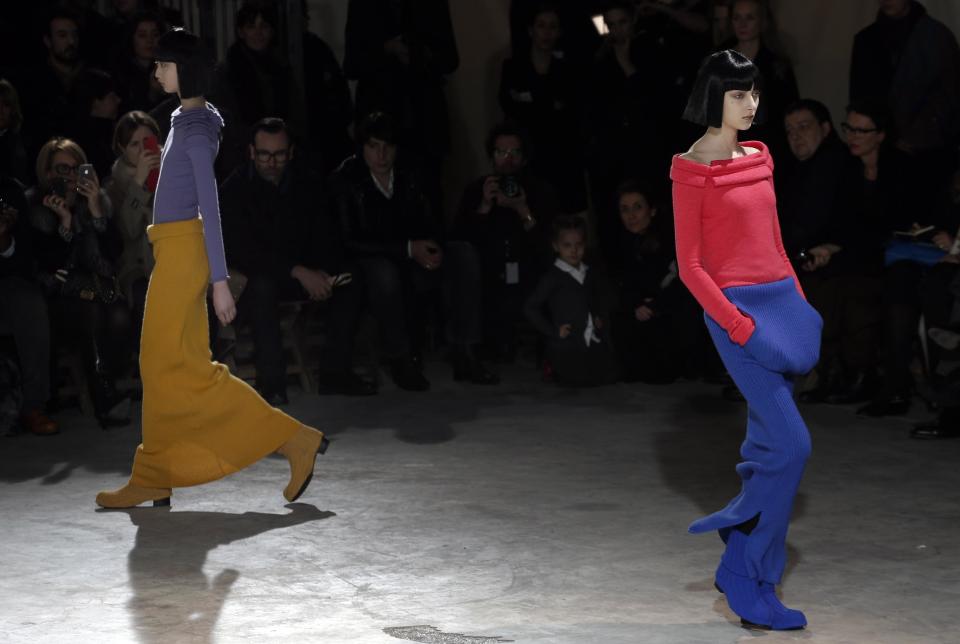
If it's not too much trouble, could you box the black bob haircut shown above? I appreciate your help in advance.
[355,111,398,147]
[683,49,764,128]
[155,28,214,99]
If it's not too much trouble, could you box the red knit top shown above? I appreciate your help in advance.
[670,141,803,346]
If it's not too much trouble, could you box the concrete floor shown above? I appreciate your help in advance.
[2,362,959,644]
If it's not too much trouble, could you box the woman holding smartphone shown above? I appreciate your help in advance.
[671,50,821,630]
[96,29,330,509]
[27,137,134,428]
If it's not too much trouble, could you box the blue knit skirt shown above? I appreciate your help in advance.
[693,277,822,584]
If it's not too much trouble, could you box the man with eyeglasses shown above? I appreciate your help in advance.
[0,176,57,435]
[454,121,559,363]
[219,117,375,401]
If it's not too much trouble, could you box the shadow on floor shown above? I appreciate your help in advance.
[104,503,333,644]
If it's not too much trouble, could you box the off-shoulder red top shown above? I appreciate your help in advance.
[670,141,804,346]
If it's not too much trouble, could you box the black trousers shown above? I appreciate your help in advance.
[0,276,51,410]
[237,272,364,396]
[51,294,133,392]
[357,241,482,359]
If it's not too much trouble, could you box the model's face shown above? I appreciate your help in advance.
[133,20,161,62]
[785,109,830,162]
[0,98,12,131]
[529,11,560,52]
[604,9,633,44]
[238,15,274,52]
[492,134,525,175]
[154,60,179,94]
[619,192,655,235]
[553,229,585,267]
[122,125,155,166]
[731,1,763,43]
[45,18,80,63]
[250,130,293,185]
[722,85,760,131]
[362,137,397,176]
[879,0,911,19]
[843,111,885,158]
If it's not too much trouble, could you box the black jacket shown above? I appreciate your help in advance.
[0,176,36,281]
[220,161,344,283]
[328,155,441,261]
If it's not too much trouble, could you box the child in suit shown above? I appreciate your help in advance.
[524,216,618,385]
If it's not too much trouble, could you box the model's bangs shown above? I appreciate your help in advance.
[721,65,762,94]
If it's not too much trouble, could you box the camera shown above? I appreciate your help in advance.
[499,174,520,198]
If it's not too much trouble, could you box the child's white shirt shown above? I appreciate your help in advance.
[553,258,601,347]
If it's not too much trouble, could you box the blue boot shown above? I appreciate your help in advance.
[714,530,773,629]
[759,582,807,630]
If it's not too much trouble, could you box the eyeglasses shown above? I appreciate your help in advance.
[493,148,522,160]
[53,163,79,176]
[840,122,879,136]
[254,149,290,163]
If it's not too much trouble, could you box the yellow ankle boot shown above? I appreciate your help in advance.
[277,426,329,502]
[96,483,172,508]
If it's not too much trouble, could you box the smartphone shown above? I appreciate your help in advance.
[144,135,160,192]
[78,163,95,183]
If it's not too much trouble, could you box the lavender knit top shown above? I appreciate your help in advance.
[153,103,228,283]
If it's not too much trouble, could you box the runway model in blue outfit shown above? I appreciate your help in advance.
[670,50,823,630]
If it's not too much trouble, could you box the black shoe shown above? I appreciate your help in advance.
[316,371,377,396]
[391,358,430,391]
[452,354,500,385]
[910,422,960,439]
[856,394,910,417]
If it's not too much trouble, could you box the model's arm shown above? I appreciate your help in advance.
[185,132,229,283]
[672,181,755,346]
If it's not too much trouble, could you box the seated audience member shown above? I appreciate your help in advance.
[18,9,88,160]
[105,110,160,341]
[0,80,29,185]
[300,2,354,176]
[775,99,856,402]
[113,12,167,113]
[499,3,587,211]
[609,180,700,383]
[720,0,798,166]
[220,118,375,402]
[0,175,57,435]
[508,0,601,73]
[329,112,498,391]
[27,138,132,428]
[218,1,302,138]
[828,102,943,416]
[71,68,123,179]
[454,122,559,362]
[525,215,617,386]
[850,0,960,191]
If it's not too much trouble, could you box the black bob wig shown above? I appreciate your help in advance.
[154,28,215,99]
[682,49,764,128]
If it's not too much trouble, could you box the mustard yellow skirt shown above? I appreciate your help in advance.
[129,218,301,488]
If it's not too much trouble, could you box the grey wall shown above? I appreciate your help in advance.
[306,0,960,214]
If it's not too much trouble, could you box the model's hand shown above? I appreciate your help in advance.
[133,149,161,186]
[292,266,333,301]
[411,239,443,270]
[558,324,572,339]
[212,280,236,326]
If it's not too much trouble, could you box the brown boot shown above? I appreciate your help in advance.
[276,426,329,502]
[95,483,172,508]
[20,410,59,436]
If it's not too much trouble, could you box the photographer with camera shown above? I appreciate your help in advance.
[454,122,559,362]
[26,137,132,429]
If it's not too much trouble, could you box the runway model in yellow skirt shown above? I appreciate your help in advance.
[96,29,328,508]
